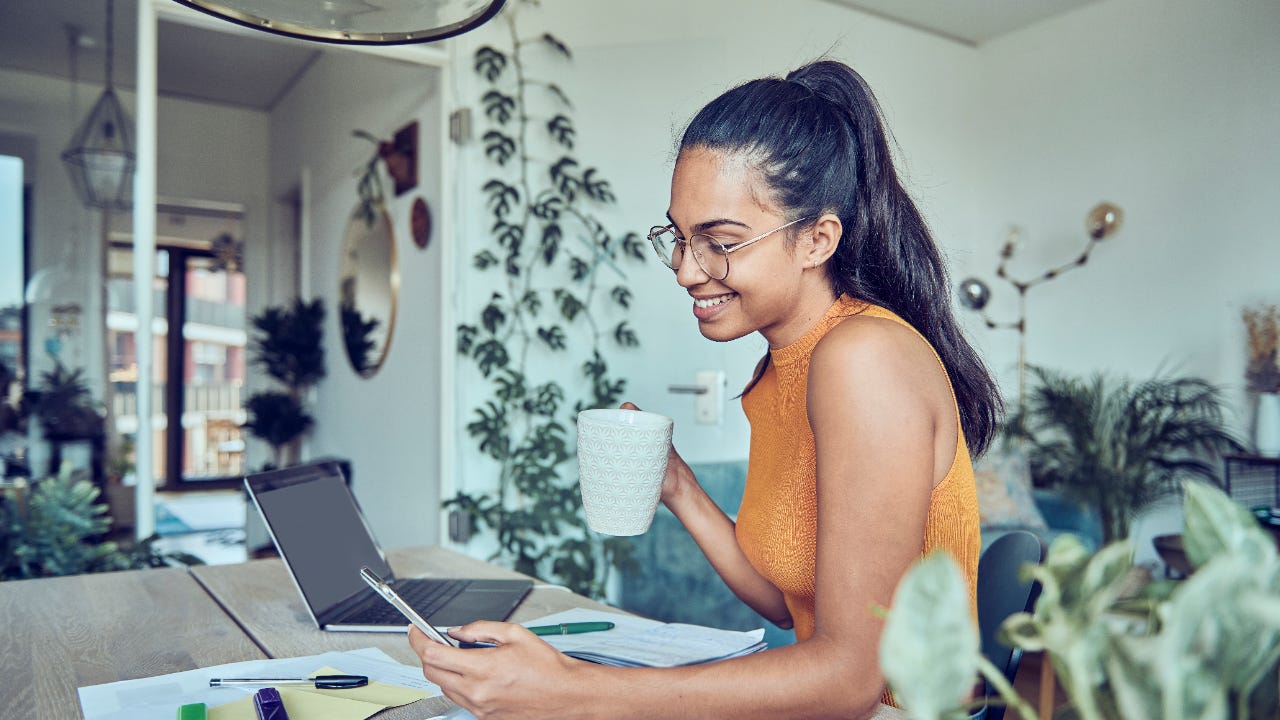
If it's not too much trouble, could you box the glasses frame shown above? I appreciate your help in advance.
[646,216,811,281]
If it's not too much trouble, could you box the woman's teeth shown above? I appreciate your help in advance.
[694,293,737,309]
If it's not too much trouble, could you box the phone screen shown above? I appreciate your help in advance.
[359,566,458,647]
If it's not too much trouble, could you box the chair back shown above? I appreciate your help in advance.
[976,530,1045,720]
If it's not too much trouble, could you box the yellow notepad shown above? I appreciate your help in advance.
[208,666,430,720]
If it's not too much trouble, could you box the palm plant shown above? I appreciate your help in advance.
[1006,365,1243,543]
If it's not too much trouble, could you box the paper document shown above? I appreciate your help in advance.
[523,608,767,668]
[78,647,439,720]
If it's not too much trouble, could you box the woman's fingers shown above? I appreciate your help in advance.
[449,620,537,645]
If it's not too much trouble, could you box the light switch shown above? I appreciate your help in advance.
[695,370,726,425]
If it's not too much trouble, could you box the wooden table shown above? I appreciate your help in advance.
[189,546,623,717]
[6,547,905,719]
[0,566,267,720]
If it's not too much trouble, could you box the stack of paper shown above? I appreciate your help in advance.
[77,648,439,720]
[526,608,767,668]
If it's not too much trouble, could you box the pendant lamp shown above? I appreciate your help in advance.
[168,0,507,45]
[61,0,134,211]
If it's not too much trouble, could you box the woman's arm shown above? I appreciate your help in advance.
[661,449,794,628]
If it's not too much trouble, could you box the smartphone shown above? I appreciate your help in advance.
[359,566,458,647]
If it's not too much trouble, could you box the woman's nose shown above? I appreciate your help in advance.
[674,253,709,287]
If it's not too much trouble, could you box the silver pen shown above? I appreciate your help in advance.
[209,674,368,689]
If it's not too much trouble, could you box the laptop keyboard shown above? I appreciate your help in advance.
[354,578,468,624]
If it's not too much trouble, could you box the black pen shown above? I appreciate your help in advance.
[209,674,368,689]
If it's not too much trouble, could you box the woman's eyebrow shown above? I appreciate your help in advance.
[664,214,751,234]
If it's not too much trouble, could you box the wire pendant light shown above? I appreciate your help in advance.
[168,0,507,45]
[62,0,135,211]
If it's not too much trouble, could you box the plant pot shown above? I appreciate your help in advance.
[1257,392,1280,457]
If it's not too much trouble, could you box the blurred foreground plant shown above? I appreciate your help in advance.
[882,481,1280,720]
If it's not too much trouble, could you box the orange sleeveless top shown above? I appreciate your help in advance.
[735,296,980,696]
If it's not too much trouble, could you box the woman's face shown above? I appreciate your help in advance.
[666,147,825,347]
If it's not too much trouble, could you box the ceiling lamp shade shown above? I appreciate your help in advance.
[62,0,134,210]
[62,87,135,210]
[168,0,508,45]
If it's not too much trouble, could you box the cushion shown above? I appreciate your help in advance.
[973,448,1048,531]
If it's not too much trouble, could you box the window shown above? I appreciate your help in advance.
[108,202,247,488]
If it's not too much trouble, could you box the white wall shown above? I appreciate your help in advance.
[269,50,446,550]
[965,0,1280,437]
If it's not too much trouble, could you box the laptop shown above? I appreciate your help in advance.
[245,461,532,632]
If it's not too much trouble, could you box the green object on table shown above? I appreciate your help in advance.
[528,621,614,636]
[176,702,207,720]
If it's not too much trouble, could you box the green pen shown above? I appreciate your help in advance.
[527,621,615,636]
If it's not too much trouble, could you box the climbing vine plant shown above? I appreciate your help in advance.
[447,2,646,598]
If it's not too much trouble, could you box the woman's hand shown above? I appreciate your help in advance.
[409,622,594,720]
[618,402,695,506]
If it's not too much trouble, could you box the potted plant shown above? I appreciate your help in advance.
[445,0,647,598]
[243,298,326,469]
[27,360,103,441]
[1243,305,1280,455]
[1005,366,1243,544]
[880,480,1280,719]
[1,462,202,579]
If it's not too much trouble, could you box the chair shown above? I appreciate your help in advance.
[977,529,1045,720]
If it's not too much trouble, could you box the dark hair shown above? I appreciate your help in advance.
[679,60,1003,456]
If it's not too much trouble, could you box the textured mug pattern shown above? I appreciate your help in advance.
[577,411,673,536]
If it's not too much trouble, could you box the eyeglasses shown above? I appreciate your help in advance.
[646,217,811,281]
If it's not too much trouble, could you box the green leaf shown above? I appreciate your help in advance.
[1182,479,1276,569]
[880,552,979,719]
[482,90,516,124]
[483,130,517,166]
[610,286,632,309]
[613,321,638,348]
[620,232,646,262]
[582,168,615,203]
[483,179,520,219]
[473,250,500,270]
[553,289,584,322]
[520,290,542,316]
[549,156,580,200]
[531,195,563,221]
[494,221,524,253]
[482,301,507,334]
[547,115,575,150]
[473,339,509,377]
[545,83,572,108]
[537,325,567,351]
[474,46,507,82]
[494,370,526,403]
[540,223,562,265]
[465,401,509,461]
[540,33,572,59]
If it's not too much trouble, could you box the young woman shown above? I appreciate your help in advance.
[409,59,1002,720]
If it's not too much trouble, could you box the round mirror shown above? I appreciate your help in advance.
[339,203,398,377]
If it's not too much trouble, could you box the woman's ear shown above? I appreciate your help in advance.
[806,213,842,267]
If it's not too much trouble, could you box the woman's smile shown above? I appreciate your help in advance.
[692,292,738,320]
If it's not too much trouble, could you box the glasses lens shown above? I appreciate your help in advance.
[649,227,680,269]
[690,235,729,280]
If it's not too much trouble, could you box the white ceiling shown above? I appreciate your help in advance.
[0,0,320,110]
[0,1,1103,110]
[825,0,1101,46]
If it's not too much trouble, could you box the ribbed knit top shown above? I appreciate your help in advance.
[735,295,981,655]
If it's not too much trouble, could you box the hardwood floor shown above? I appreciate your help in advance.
[1010,651,1070,719]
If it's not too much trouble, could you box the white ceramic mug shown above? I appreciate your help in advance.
[576,408,673,536]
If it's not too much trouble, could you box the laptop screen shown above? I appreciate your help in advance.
[247,463,393,616]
